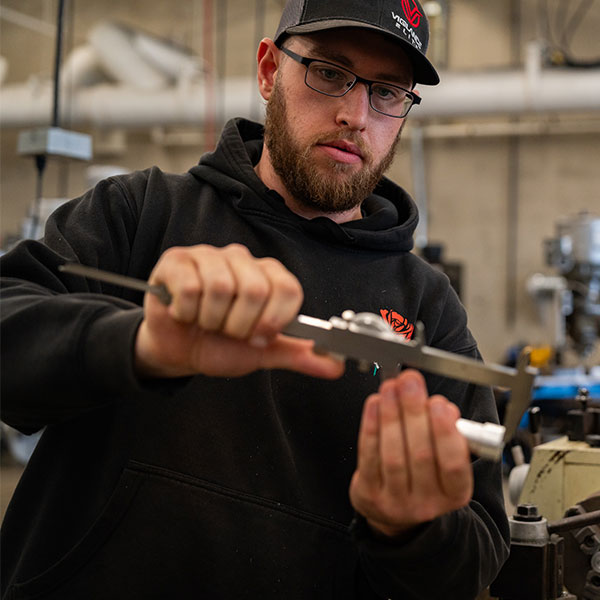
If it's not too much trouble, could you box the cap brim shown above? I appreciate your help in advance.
[280,19,440,86]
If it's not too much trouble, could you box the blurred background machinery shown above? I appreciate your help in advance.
[523,213,600,441]
[529,212,600,365]
[493,212,600,598]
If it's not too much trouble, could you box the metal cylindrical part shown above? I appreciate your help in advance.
[456,418,505,461]
[509,516,550,546]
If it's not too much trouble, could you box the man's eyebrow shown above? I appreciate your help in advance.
[306,42,412,87]
[308,43,354,68]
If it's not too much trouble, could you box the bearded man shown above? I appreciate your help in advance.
[1,1,509,598]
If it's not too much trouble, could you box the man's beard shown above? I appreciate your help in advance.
[263,78,402,214]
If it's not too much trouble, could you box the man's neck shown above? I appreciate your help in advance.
[254,149,363,224]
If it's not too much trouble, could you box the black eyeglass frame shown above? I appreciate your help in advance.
[278,45,421,119]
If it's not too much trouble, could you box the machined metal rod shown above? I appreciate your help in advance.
[547,509,600,534]
[58,263,172,305]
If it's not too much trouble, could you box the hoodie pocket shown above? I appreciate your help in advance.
[9,460,359,599]
[8,467,143,600]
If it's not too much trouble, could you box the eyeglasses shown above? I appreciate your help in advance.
[278,46,420,119]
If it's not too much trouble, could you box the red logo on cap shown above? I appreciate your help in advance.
[401,0,422,28]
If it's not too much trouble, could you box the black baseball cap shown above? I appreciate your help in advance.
[274,0,440,85]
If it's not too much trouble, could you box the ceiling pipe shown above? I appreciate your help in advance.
[411,68,600,118]
[0,78,264,129]
[0,5,56,37]
[411,43,600,119]
[1,37,599,129]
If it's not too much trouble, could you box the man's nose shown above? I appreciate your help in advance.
[335,82,370,130]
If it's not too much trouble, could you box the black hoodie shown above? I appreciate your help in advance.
[1,118,509,599]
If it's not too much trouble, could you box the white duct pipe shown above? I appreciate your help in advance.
[2,67,599,129]
[0,78,265,128]
[88,22,171,90]
[2,23,598,128]
[60,45,106,88]
[411,68,600,118]
[86,21,205,89]
[0,56,7,86]
[133,32,204,82]
[413,43,600,118]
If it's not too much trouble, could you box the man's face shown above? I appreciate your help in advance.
[263,29,413,214]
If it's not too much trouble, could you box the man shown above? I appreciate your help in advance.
[1,0,509,598]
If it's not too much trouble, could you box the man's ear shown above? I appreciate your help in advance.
[257,38,280,101]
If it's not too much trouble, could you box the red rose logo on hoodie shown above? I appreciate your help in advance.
[380,309,414,340]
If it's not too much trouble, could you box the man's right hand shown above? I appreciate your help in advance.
[134,243,344,380]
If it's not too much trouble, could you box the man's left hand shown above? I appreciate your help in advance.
[349,369,473,538]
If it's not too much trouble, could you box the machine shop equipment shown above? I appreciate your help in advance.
[507,389,600,598]
[490,497,600,600]
[544,212,600,360]
[528,212,600,391]
[514,389,600,520]
[521,213,600,504]
[501,213,600,598]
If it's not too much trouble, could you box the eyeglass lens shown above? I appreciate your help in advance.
[305,61,413,118]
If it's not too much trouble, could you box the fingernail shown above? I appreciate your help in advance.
[249,335,268,348]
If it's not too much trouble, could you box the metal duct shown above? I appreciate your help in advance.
[0,78,264,129]
[88,22,170,90]
[411,68,600,119]
[1,37,599,128]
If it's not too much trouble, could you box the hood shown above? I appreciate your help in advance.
[189,118,418,252]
